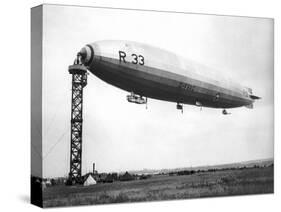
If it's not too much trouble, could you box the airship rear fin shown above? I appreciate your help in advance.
[249,95,261,100]
[245,103,253,109]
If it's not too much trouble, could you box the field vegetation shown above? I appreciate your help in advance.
[43,165,273,207]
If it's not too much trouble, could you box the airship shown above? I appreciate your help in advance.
[77,40,260,114]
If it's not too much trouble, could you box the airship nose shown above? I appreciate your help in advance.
[79,45,94,66]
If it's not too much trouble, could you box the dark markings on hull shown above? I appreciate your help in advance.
[118,51,126,63]
[119,51,145,65]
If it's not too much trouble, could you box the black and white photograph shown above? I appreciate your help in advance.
[31,4,274,208]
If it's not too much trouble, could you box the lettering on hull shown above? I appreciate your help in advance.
[178,82,195,92]
[119,51,145,65]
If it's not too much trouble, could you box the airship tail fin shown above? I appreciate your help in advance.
[249,95,261,100]
[245,103,253,109]
[245,87,253,94]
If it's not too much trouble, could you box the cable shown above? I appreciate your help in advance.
[43,127,69,160]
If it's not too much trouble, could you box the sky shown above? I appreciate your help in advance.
[32,5,273,178]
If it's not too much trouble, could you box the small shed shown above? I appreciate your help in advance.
[84,174,97,186]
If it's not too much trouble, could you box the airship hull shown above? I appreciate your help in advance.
[81,40,255,109]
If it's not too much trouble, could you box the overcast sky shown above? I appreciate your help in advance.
[33,5,273,178]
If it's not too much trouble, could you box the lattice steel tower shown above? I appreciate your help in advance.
[68,61,88,184]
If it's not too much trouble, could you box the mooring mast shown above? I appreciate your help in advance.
[68,57,88,184]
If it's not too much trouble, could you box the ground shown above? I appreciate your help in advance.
[43,166,273,207]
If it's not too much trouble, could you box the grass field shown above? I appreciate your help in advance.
[43,166,273,207]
